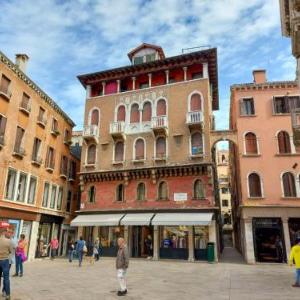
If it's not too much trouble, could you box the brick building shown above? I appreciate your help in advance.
[0,51,80,260]
[72,43,220,261]
[230,70,300,264]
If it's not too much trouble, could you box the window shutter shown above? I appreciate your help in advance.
[239,99,245,115]
[130,104,140,123]
[115,142,124,161]
[87,145,96,164]
[14,127,24,150]
[91,109,99,125]
[135,139,144,159]
[117,106,126,122]
[249,173,262,197]
[156,99,166,116]
[142,102,152,121]
[245,133,258,154]
[22,93,30,106]
[190,94,201,111]
[0,116,7,135]
[159,182,167,199]
[278,131,291,153]
[0,76,10,94]
[156,137,166,157]
[283,173,296,197]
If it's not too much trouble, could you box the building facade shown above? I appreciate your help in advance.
[72,43,220,261]
[0,51,80,260]
[216,149,233,247]
[230,69,300,264]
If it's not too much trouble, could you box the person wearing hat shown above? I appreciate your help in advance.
[289,237,300,287]
[0,223,14,300]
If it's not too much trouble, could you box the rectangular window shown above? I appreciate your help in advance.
[16,172,27,202]
[192,72,202,79]
[0,115,7,145]
[273,96,289,114]
[56,187,63,210]
[50,185,57,209]
[133,56,144,65]
[240,98,255,116]
[139,82,149,89]
[60,155,68,175]
[66,190,72,212]
[38,107,46,124]
[222,199,229,207]
[69,160,76,180]
[64,129,70,143]
[145,53,155,62]
[5,168,17,200]
[27,176,37,204]
[20,93,30,111]
[0,75,11,95]
[14,126,25,153]
[46,147,55,169]
[42,182,50,207]
[51,118,59,133]
[32,138,41,161]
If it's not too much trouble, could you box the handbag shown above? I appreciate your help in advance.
[83,244,88,253]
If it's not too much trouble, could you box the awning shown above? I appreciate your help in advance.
[120,213,154,226]
[151,213,213,226]
[71,214,125,227]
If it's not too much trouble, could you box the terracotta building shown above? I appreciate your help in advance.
[230,69,300,264]
[0,51,80,260]
[72,43,220,261]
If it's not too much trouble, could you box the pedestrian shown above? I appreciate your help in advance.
[49,236,59,260]
[94,238,100,261]
[67,239,75,263]
[13,234,27,277]
[75,236,86,267]
[289,237,300,287]
[0,223,14,300]
[116,237,129,296]
[145,235,153,259]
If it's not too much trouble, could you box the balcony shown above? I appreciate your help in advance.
[31,156,43,167]
[110,121,125,140]
[151,116,168,136]
[292,109,300,146]
[186,111,203,131]
[60,170,68,179]
[13,146,26,159]
[51,129,60,137]
[37,115,47,128]
[0,135,4,149]
[19,101,31,115]
[0,88,11,102]
[83,125,99,143]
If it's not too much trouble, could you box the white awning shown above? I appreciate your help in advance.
[120,213,154,226]
[151,213,213,226]
[71,214,125,227]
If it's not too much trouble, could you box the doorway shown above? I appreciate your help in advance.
[131,226,153,258]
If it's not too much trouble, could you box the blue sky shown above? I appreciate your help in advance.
[0,0,296,135]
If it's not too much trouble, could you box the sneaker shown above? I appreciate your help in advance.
[12,273,19,277]
[19,273,23,277]
[117,291,126,296]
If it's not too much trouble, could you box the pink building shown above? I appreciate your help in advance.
[230,70,300,263]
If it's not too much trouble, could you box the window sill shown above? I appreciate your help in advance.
[272,113,290,116]
[281,197,300,200]
[192,197,207,200]
[0,91,11,101]
[112,161,124,165]
[239,114,256,117]
[45,167,54,173]
[242,154,261,157]
[275,153,300,157]
[132,159,145,164]
[248,197,265,200]
[190,154,204,159]
[156,198,170,201]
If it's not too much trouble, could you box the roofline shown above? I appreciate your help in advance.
[127,43,165,60]
[0,50,75,127]
[230,80,298,90]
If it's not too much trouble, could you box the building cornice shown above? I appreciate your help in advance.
[231,81,298,91]
[0,50,75,127]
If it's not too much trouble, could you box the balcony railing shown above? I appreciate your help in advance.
[0,88,12,101]
[13,146,26,158]
[151,116,168,129]
[19,100,31,115]
[37,115,47,127]
[186,111,203,125]
[83,125,99,141]
[110,121,125,135]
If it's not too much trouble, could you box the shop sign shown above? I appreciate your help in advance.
[174,193,187,201]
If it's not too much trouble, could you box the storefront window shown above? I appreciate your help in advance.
[194,226,209,249]
[37,223,52,257]
[99,226,124,248]
[50,185,57,209]
[289,218,300,246]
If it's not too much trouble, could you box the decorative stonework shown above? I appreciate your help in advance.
[231,81,297,91]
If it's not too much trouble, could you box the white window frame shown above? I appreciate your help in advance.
[243,131,260,155]
[280,171,298,198]
[189,131,205,156]
[133,137,146,161]
[85,143,97,166]
[88,107,101,127]
[239,97,255,116]
[154,97,168,117]
[187,90,204,112]
[154,135,168,159]
[275,130,295,154]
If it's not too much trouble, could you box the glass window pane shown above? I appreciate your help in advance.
[5,169,17,200]
[16,172,27,202]
[56,187,63,210]
[50,185,57,209]
[42,183,50,207]
[27,176,37,204]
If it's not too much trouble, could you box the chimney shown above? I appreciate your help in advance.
[253,69,266,84]
[15,54,29,73]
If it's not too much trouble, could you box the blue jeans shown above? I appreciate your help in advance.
[295,268,300,284]
[68,250,74,262]
[16,254,23,275]
[78,251,83,266]
[0,259,10,296]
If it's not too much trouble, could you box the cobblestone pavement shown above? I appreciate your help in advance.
[7,257,300,300]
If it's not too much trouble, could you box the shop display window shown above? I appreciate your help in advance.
[37,224,52,257]
[194,226,209,249]
[160,226,188,249]
[99,226,124,248]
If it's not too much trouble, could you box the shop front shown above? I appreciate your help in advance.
[194,226,209,260]
[252,218,286,263]
[288,218,300,247]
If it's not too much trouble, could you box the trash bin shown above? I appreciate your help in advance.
[207,242,215,263]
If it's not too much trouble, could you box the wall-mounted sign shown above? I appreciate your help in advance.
[174,193,187,201]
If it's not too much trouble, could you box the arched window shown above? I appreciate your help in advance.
[135,138,145,160]
[137,182,145,201]
[156,137,166,158]
[248,173,262,198]
[193,179,205,199]
[91,109,99,126]
[282,172,296,197]
[142,102,152,122]
[156,99,166,116]
[278,131,291,154]
[114,141,124,162]
[191,132,203,155]
[245,132,258,154]
[117,105,126,122]
[190,93,202,111]
[87,144,96,164]
[130,103,140,123]
[116,184,124,202]
[88,186,95,203]
[158,181,168,200]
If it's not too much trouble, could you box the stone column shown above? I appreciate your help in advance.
[132,77,136,90]
[203,63,209,79]
[148,73,152,87]
[86,84,91,98]
[243,218,255,264]
[28,221,39,261]
[93,226,98,242]
[124,226,129,245]
[165,70,169,84]
[102,82,106,95]
[153,225,159,260]
[188,226,195,262]
[282,217,291,259]
[183,66,188,81]
[117,80,121,93]
[77,226,83,240]
[209,220,218,262]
